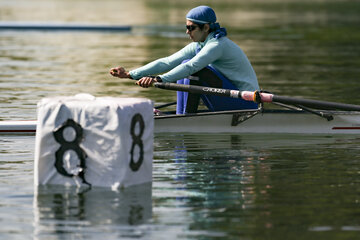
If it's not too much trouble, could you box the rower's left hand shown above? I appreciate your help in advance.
[136,77,157,88]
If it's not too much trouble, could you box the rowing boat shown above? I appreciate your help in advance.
[1,108,360,135]
[156,109,360,134]
[2,83,360,135]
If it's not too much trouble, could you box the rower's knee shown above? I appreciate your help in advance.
[192,68,222,88]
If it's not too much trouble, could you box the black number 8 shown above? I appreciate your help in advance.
[53,119,90,186]
[129,113,145,171]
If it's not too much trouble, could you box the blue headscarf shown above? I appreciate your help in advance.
[186,6,227,39]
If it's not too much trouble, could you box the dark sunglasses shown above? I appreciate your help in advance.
[186,25,198,31]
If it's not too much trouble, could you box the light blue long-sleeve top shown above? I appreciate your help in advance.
[129,32,260,91]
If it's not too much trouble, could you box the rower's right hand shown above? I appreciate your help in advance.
[136,76,156,88]
[110,66,129,78]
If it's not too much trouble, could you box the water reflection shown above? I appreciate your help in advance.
[33,183,152,239]
[153,134,271,236]
[153,133,360,238]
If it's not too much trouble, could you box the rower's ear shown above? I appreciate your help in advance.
[204,23,211,33]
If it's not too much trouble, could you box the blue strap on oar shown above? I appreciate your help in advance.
[176,77,191,114]
[176,60,192,114]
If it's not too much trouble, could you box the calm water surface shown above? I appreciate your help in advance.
[0,0,360,239]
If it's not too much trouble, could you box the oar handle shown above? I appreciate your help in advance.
[240,91,273,103]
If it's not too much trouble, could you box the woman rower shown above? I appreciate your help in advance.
[110,5,260,114]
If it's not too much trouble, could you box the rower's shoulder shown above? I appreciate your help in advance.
[207,36,234,47]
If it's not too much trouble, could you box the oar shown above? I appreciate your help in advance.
[0,23,131,32]
[154,82,360,111]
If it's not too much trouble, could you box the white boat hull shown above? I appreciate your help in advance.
[1,109,360,135]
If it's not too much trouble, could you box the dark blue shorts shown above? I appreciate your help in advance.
[176,65,258,114]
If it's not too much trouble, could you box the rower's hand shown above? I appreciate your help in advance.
[110,66,130,78]
[136,76,157,88]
